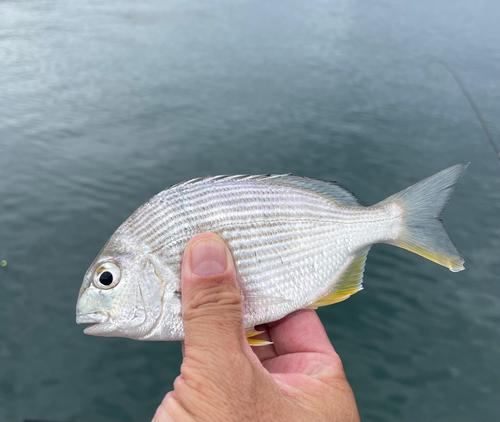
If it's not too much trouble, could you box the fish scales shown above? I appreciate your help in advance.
[138,182,332,235]
[76,165,467,341]
[129,178,394,324]
[135,182,356,250]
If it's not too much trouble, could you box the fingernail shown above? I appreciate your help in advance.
[190,238,228,276]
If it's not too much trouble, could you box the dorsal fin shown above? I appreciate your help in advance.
[172,174,361,207]
[272,175,361,207]
[307,247,370,308]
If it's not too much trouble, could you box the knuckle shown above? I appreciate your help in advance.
[184,282,242,317]
[321,353,349,383]
[179,361,210,392]
[328,352,345,374]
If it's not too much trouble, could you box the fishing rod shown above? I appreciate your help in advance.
[426,58,500,165]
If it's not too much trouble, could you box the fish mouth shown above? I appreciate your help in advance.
[76,311,110,325]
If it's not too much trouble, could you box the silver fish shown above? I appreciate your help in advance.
[76,164,467,341]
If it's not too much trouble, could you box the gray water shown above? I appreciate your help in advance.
[1,0,499,421]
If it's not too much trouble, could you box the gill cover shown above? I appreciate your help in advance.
[76,231,166,339]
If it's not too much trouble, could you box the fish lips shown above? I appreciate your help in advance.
[76,311,110,334]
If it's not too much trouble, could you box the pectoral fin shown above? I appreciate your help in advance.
[246,328,273,346]
[247,338,273,346]
[245,329,265,338]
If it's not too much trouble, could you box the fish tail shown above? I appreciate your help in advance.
[379,163,468,272]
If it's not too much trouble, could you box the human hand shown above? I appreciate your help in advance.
[153,233,360,421]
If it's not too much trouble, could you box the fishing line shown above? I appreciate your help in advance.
[426,58,500,165]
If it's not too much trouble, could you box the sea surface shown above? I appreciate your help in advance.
[1,0,499,421]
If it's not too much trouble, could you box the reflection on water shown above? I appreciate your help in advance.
[1,0,499,421]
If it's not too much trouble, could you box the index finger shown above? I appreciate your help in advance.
[268,309,337,356]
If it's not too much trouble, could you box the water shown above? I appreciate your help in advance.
[1,0,499,420]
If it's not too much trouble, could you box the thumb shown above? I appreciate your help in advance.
[181,233,245,357]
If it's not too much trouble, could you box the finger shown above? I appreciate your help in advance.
[268,309,336,356]
[181,233,246,358]
[249,324,277,363]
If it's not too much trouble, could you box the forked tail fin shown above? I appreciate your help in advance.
[378,164,468,272]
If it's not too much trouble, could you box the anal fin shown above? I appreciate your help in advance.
[307,247,370,309]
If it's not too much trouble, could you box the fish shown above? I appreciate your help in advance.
[76,164,467,342]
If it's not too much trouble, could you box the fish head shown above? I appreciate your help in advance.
[76,227,168,339]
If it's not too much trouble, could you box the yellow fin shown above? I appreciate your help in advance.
[307,247,370,308]
[377,164,467,272]
[247,338,273,346]
[306,292,353,308]
[245,329,272,346]
[245,328,273,346]
[397,241,464,272]
[245,330,265,339]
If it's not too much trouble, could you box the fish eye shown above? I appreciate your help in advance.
[99,271,113,285]
[93,262,120,289]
